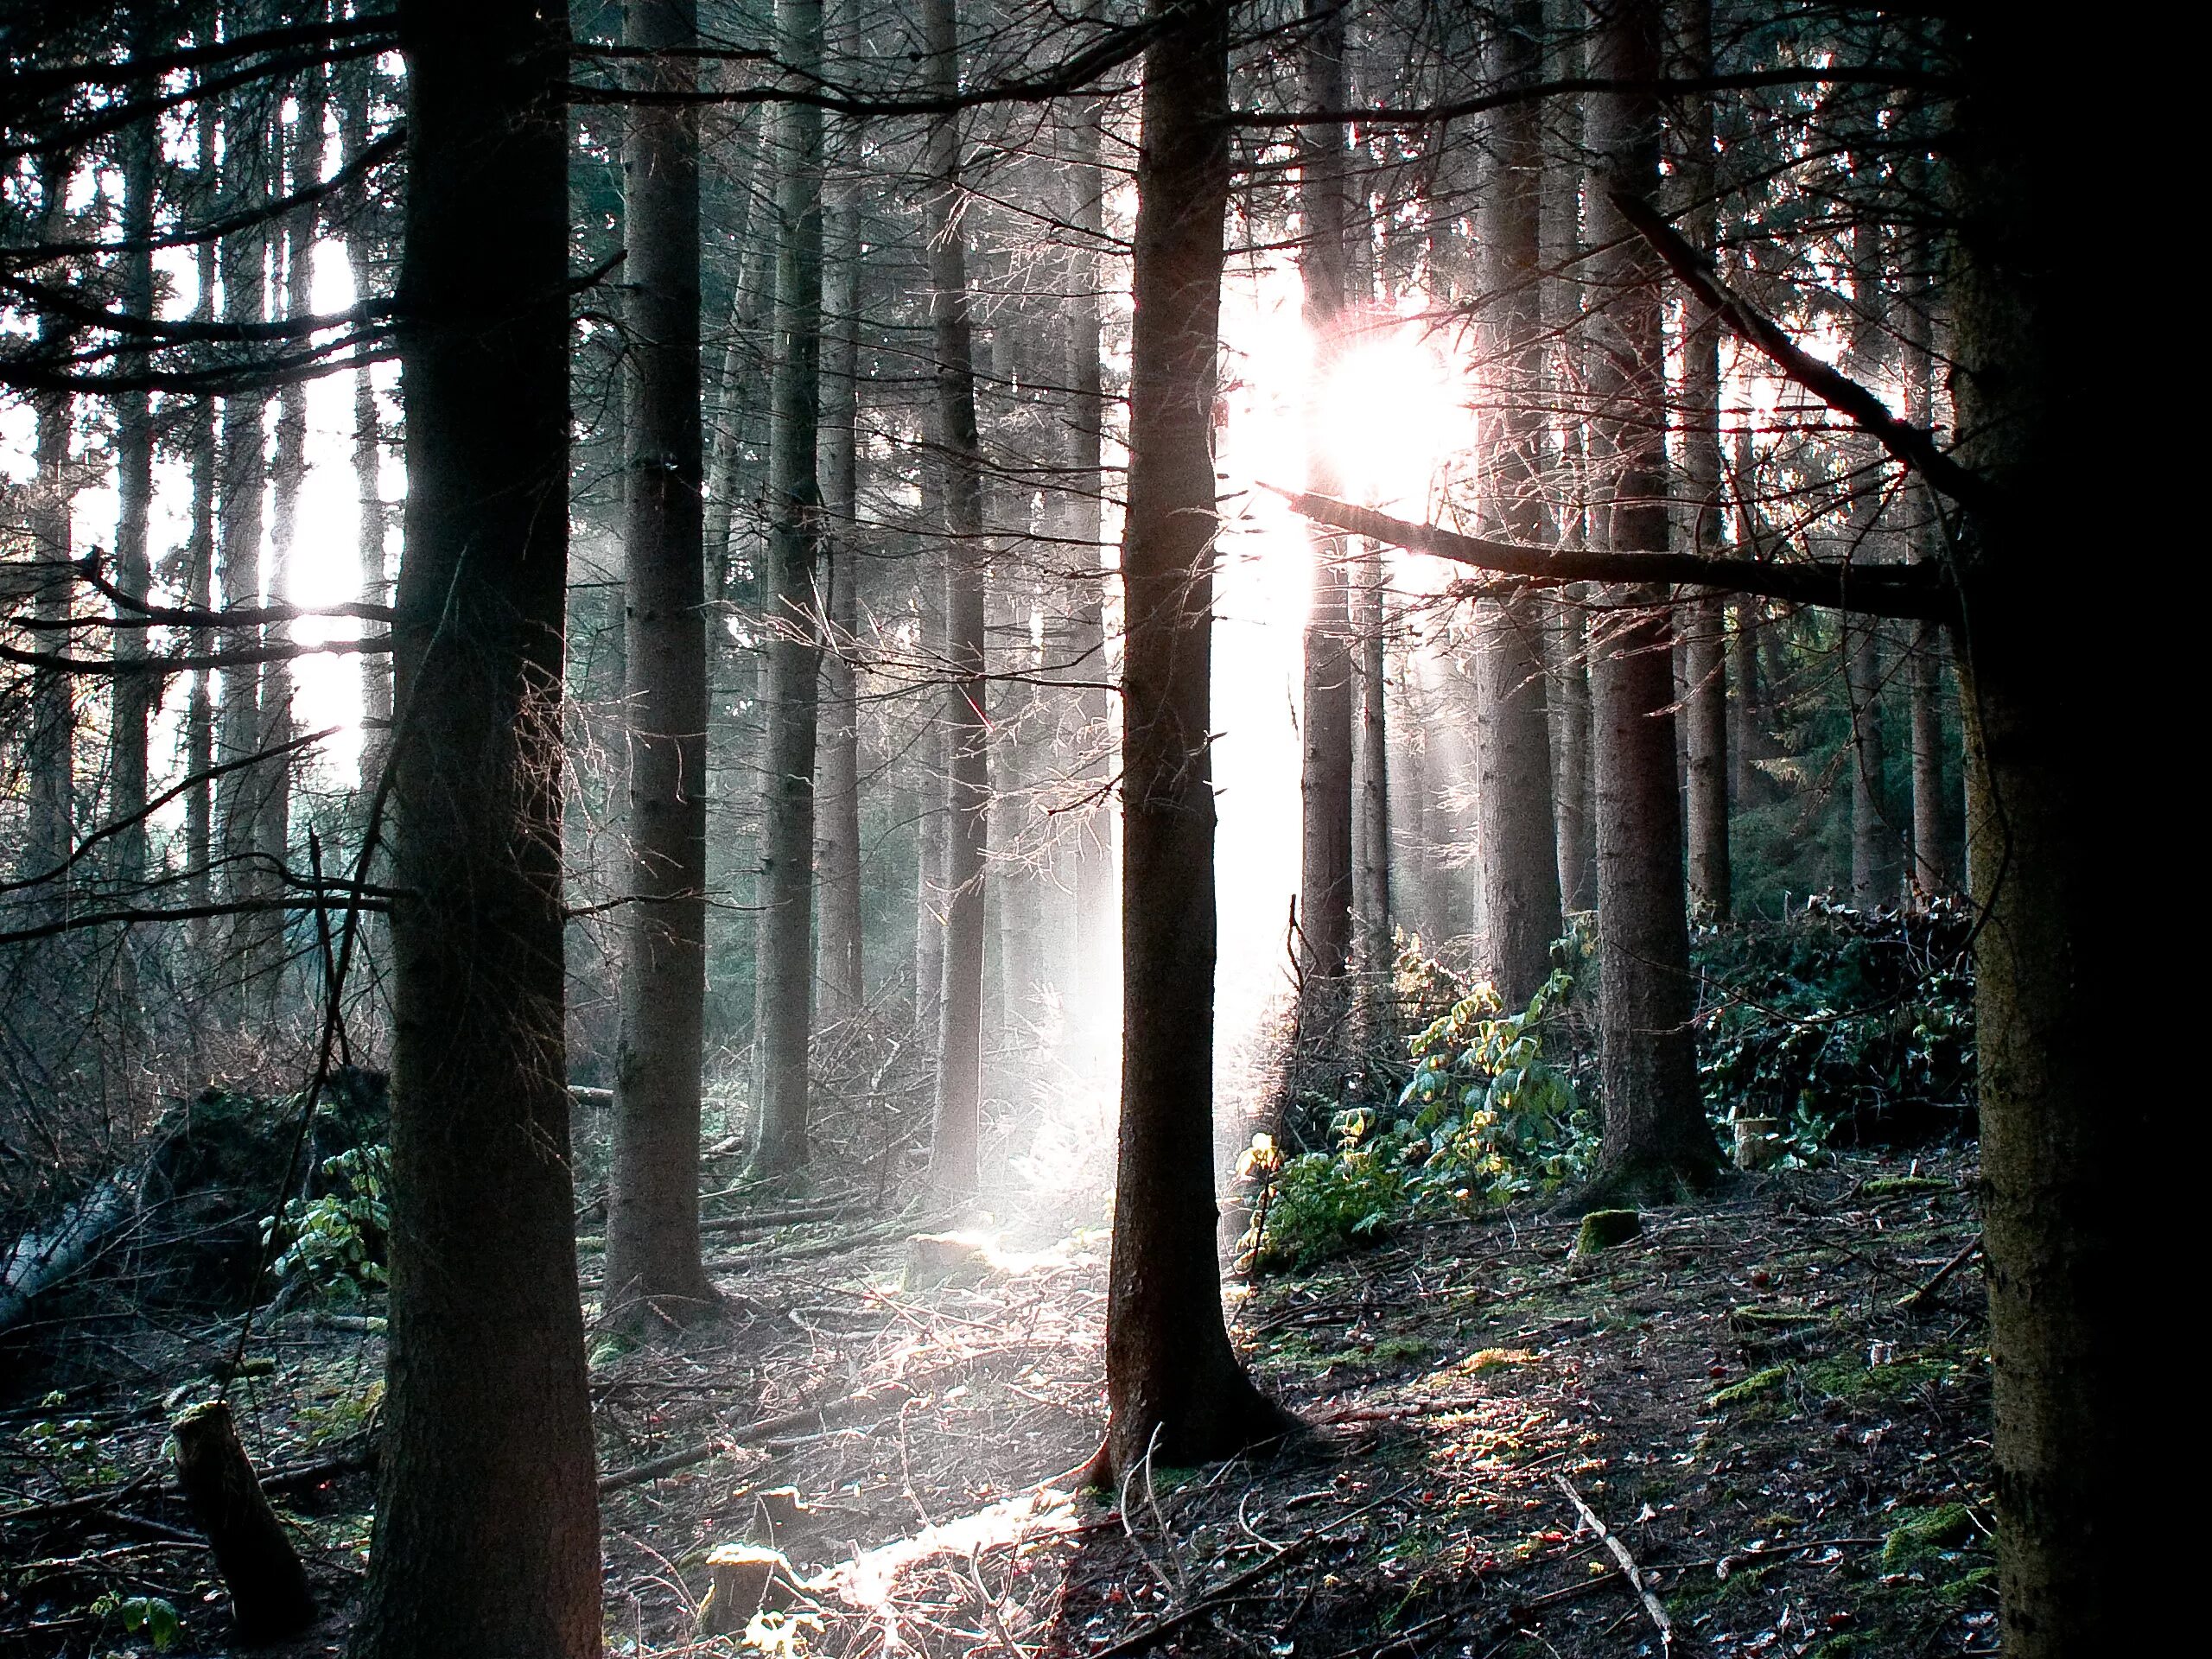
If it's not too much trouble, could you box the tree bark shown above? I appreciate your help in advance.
[1579,0,1714,1201]
[339,54,392,798]
[111,98,156,922]
[815,136,865,1022]
[749,0,828,1180]
[1099,0,1291,1479]
[1675,0,1728,920]
[215,78,270,1010]
[24,154,74,926]
[1295,0,1354,1006]
[606,0,716,1326]
[185,107,218,960]
[171,1400,316,1643]
[1843,207,1893,906]
[1351,537,1390,974]
[923,0,988,1197]
[1474,0,1564,1006]
[1947,18,2126,1650]
[1899,245,1954,897]
[353,5,601,1654]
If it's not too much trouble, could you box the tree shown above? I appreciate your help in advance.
[24,149,73,925]
[1578,0,1713,1198]
[605,0,716,1326]
[110,83,156,942]
[815,128,865,1022]
[353,2,600,1650]
[1473,0,1564,1006]
[1295,0,1354,1006]
[1842,201,1891,906]
[922,0,988,1197]
[1674,0,1728,921]
[1096,0,1291,1478]
[750,0,828,1180]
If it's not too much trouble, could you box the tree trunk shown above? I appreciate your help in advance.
[1675,0,1729,920]
[215,85,270,1010]
[1844,208,1893,906]
[171,1400,316,1643]
[1579,0,1713,1201]
[24,155,74,925]
[185,106,218,960]
[749,0,828,1180]
[339,54,393,798]
[1899,248,1954,897]
[1473,0,1564,1006]
[1295,0,1355,1007]
[1947,21,2125,1649]
[1065,96,1117,1054]
[815,140,865,1022]
[111,101,156,926]
[912,565,947,1045]
[923,0,988,1198]
[606,0,716,1325]
[1351,538,1390,973]
[353,4,601,1655]
[1098,0,1290,1479]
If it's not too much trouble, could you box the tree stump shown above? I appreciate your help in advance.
[697,1542,795,1635]
[752,1486,804,1546]
[1573,1209,1643,1256]
[1732,1116,1781,1171]
[170,1399,316,1643]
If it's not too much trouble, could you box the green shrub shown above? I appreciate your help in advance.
[264,1143,389,1300]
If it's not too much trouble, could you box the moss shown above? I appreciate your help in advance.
[1727,1306,1824,1330]
[1800,1353,1950,1403]
[1573,1209,1643,1255]
[1881,1503,1974,1567]
[1861,1176,1951,1197]
[1707,1365,1790,1408]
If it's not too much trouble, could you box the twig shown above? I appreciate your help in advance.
[1899,1233,1981,1312]
[1553,1475,1672,1651]
[1085,1486,1408,1659]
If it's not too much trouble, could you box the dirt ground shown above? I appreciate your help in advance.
[0,1148,1995,1659]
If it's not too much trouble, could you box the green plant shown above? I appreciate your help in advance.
[264,1143,390,1299]
[91,1592,181,1650]
[17,1408,122,1490]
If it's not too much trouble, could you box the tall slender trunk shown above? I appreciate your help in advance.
[923,0,988,1196]
[1351,539,1390,972]
[215,79,270,1008]
[1295,0,1354,1003]
[111,102,156,913]
[1539,0,1593,913]
[1900,245,1953,896]
[1844,207,1892,905]
[340,54,393,798]
[1727,420,1771,811]
[606,0,715,1324]
[1580,0,1713,1199]
[1474,0,1564,1005]
[263,47,326,996]
[750,0,827,1179]
[815,136,865,1021]
[1098,0,1290,1480]
[353,4,599,1652]
[912,550,947,1043]
[185,108,218,959]
[1675,0,1729,919]
[24,156,75,924]
[1065,96,1116,1048]
[702,115,768,597]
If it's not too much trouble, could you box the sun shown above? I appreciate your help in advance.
[1312,321,1478,514]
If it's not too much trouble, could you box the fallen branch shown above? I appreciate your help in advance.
[1554,1474,1672,1651]
[597,1377,923,1495]
[1899,1233,1982,1312]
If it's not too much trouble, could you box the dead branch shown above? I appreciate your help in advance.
[1554,1473,1673,1651]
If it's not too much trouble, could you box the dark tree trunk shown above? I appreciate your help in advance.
[1474,0,1564,1006]
[1843,209,1893,906]
[1947,18,2125,1651]
[815,141,865,1021]
[339,54,393,798]
[25,156,74,924]
[749,0,828,1179]
[215,85,270,1007]
[1580,0,1714,1200]
[1899,249,1955,896]
[111,100,156,917]
[606,0,716,1325]
[185,107,218,959]
[1295,0,1354,1004]
[1675,0,1729,920]
[172,1400,316,1643]
[353,5,601,1654]
[923,0,988,1196]
[1098,0,1291,1479]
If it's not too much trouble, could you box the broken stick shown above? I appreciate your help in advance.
[1553,1473,1671,1651]
[1899,1232,1982,1312]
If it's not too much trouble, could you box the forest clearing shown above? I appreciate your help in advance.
[3,0,2121,1655]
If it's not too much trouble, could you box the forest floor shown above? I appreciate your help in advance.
[0,1147,1996,1659]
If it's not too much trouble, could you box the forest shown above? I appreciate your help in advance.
[0,2,2125,1657]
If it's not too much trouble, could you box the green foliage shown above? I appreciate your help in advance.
[264,1143,390,1300]
[16,1409,123,1490]
[1695,898,1974,1145]
[92,1592,181,1650]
